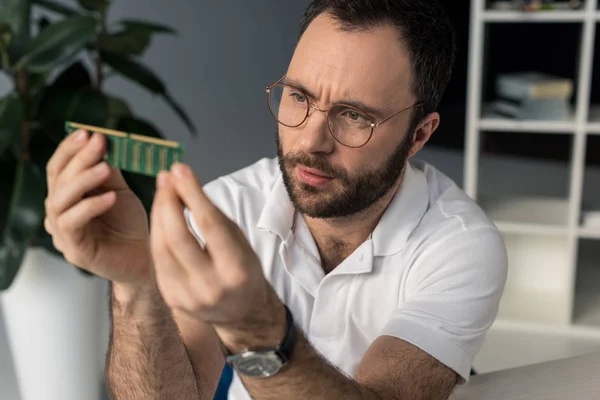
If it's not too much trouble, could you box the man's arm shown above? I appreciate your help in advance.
[218,304,458,400]
[104,281,223,400]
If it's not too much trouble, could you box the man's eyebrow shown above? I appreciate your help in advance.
[282,76,387,118]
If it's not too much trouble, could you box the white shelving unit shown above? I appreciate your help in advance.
[465,0,600,355]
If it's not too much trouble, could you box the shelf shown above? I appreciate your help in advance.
[586,104,600,133]
[480,104,576,133]
[578,227,600,239]
[474,320,600,374]
[482,10,586,23]
[573,239,600,329]
[476,139,573,232]
[497,287,571,326]
[479,196,570,233]
[580,136,600,229]
[497,232,572,325]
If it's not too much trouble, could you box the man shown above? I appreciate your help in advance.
[44,0,508,399]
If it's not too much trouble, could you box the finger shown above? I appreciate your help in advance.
[55,191,116,242]
[169,163,239,252]
[60,132,108,183]
[155,172,213,274]
[46,129,89,191]
[44,216,53,235]
[101,166,129,192]
[46,162,112,218]
[150,174,193,305]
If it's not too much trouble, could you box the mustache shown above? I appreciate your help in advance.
[283,151,349,183]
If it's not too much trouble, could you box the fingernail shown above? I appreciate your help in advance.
[91,132,105,147]
[172,163,189,178]
[92,162,108,175]
[157,171,168,188]
[74,130,87,144]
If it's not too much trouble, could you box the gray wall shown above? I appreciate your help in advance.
[104,0,311,182]
[0,1,310,399]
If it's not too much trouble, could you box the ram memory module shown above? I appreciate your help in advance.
[65,121,184,177]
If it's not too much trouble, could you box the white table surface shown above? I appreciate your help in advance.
[453,351,600,400]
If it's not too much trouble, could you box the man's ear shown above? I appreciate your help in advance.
[407,112,440,159]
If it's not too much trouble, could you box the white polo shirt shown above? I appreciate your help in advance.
[185,157,507,399]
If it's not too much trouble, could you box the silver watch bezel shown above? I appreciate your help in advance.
[227,349,286,378]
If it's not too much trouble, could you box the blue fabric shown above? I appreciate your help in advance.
[213,364,233,399]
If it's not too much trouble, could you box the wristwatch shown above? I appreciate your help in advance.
[221,304,297,378]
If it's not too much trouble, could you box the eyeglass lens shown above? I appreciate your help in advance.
[268,84,374,147]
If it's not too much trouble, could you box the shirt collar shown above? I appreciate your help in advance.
[256,174,295,239]
[256,161,430,256]
[371,161,430,256]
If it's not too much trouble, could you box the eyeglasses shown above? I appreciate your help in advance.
[265,76,421,148]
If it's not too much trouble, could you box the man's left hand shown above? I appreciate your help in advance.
[149,163,286,350]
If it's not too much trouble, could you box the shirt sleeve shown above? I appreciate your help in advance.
[379,227,508,383]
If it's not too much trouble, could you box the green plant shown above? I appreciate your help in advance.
[0,0,196,290]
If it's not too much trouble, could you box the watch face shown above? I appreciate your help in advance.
[230,351,283,378]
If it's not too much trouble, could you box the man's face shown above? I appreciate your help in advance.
[277,13,419,219]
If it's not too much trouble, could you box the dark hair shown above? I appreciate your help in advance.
[299,0,456,131]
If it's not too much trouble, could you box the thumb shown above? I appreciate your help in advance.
[101,166,130,191]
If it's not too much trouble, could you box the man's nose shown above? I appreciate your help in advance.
[297,105,335,154]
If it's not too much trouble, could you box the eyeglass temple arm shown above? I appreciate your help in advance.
[374,102,423,127]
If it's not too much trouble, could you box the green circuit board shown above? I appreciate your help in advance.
[65,121,184,177]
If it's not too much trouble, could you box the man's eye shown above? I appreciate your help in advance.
[342,110,367,122]
[290,93,306,103]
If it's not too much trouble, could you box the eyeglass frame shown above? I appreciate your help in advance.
[265,75,422,148]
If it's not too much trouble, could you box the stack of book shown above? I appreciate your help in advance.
[492,72,574,120]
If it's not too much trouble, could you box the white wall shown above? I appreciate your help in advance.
[0,1,310,399]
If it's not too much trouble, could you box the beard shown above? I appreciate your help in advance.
[276,131,413,219]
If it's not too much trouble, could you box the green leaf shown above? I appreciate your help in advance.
[0,240,26,290]
[32,0,81,16]
[116,116,162,138]
[98,19,175,57]
[77,0,109,13]
[31,61,92,129]
[15,15,98,73]
[38,89,108,142]
[107,96,131,118]
[51,61,93,90]
[28,70,51,98]
[5,158,46,243]
[118,19,176,35]
[28,122,56,183]
[101,52,196,134]
[98,31,150,56]
[0,151,17,238]
[105,95,131,128]
[0,158,46,290]
[0,0,30,54]
[38,16,51,32]
[101,51,164,91]
[0,93,23,157]
[0,23,12,53]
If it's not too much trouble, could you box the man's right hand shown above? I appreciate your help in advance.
[44,129,152,286]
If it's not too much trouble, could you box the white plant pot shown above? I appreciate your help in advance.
[0,247,109,400]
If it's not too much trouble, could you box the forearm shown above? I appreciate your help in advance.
[237,332,380,400]
[104,281,201,400]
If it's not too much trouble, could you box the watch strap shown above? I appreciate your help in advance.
[274,304,296,363]
[221,304,297,362]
